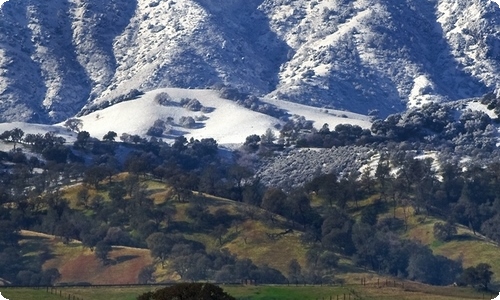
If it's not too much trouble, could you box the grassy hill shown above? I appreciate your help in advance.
[15,174,500,293]
[394,207,500,286]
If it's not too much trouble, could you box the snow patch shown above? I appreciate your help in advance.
[76,88,371,146]
[466,101,498,119]
[409,75,441,108]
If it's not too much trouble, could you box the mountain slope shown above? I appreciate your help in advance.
[1,0,500,122]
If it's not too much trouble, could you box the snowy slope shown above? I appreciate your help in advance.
[76,88,371,146]
[1,0,500,122]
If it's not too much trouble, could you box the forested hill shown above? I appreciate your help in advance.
[1,0,500,122]
[1,102,500,289]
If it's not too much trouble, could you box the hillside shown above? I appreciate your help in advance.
[1,0,500,122]
[1,99,500,292]
[20,230,153,285]
[12,176,500,289]
[75,87,371,145]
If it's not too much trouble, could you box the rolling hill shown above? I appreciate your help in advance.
[14,176,500,289]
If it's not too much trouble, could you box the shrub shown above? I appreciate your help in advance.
[136,283,235,300]
[179,116,196,128]
[155,92,175,106]
[181,98,203,111]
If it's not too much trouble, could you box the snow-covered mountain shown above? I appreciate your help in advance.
[1,0,500,123]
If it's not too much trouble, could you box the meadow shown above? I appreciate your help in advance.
[0,283,494,300]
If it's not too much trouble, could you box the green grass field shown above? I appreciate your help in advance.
[0,284,494,300]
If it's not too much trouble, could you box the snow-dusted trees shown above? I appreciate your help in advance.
[155,92,174,106]
[0,128,25,149]
[179,116,196,128]
[64,118,83,132]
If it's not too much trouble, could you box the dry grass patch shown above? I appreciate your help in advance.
[224,220,307,273]
[150,190,169,204]
[20,230,153,285]
[62,183,109,208]
[434,239,500,284]
[47,244,152,284]
[401,212,500,284]
[356,284,489,300]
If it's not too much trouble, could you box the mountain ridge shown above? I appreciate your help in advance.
[1,0,500,123]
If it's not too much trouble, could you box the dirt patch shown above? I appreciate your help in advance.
[44,244,152,284]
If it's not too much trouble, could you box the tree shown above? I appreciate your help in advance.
[287,259,302,284]
[94,241,112,265]
[228,165,253,201]
[74,131,91,149]
[138,265,156,284]
[64,118,83,132]
[261,188,288,216]
[9,128,24,150]
[243,134,261,152]
[212,224,228,247]
[146,233,172,268]
[81,228,104,251]
[322,208,355,255]
[40,268,61,286]
[147,126,164,137]
[261,128,276,145]
[460,263,493,290]
[480,214,500,243]
[179,116,196,128]
[360,204,379,226]
[0,130,10,142]
[83,165,107,189]
[102,131,117,142]
[433,221,457,241]
[453,182,482,235]
[137,283,235,300]
[76,187,91,209]
[287,189,314,226]
[406,249,462,285]
[475,263,493,290]
[317,250,338,269]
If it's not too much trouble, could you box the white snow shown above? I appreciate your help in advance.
[0,122,76,143]
[408,75,443,108]
[0,122,76,153]
[75,88,371,147]
[466,101,498,119]
[2,0,500,122]
[263,97,371,129]
[77,88,279,146]
[0,87,370,148]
